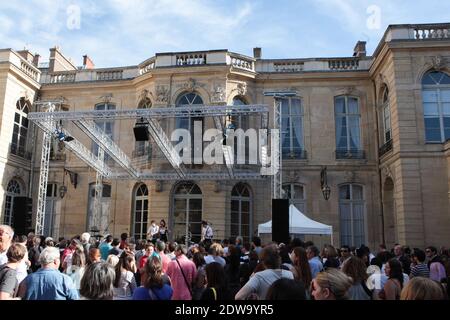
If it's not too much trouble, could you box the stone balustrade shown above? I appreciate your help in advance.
[176,53,206,66]
[50,72,76,83]
[96,70,123,81]
[273,61,304,72]
[139,59,155,75]
[328,58,360,70]
[412,24,450,40]
[230,54,255,72]
[20,60,40,82]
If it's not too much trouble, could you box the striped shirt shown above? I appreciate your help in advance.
[410,263,430,278]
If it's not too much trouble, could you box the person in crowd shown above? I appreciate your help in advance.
[234,236,243,251]
[99,235,113,261]
[0,225,14,265]
[79,261,115,300]
[240,243,251,264]
[119,233,128,250]
[204,242,226,267]
[167,242,177,260]
[0,243,26,300]
[166,244,197,300]
[113,251,137,300]
[342,256,371,300]
[251,236,262,256]
[201,262,232,300]
[410,249,430,278]
[393,244,411,275]
[224,245,242,297]
[106,254,120,267]
[266,278,307,300]
[426,246,447,282]
[147,221,160,243]
[159,220,169,242]
[339,245,351,268]
[138,243,156,270]
[80,232,91,261]
[222,239,230,256]
[400,276,446,300]
[87,247,101,265]
[108,238,122,257]
[379,244,387,253]
[18,247,79,300]
[289,247,313,296]
[192,251,207,300]
[279,244,292,270]
[311,268,353,300]
[201,221,214,246]
[323,245,340,269]
[65,243,86,292]
[379,258,404,300]
[45,237,55,247]
[28,236,43,272]
[133,255,173,300]
[61,239,82,273]
[366,257,383,298]
[15,235,30,282]
[235,244,294,300]
[306,245,323,279]
[156,240,171,273]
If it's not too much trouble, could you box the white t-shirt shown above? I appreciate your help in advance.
[0,250,7,265]
[148,225,159,237]
[236,269,294,300]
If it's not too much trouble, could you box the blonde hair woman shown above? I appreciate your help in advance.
[400,277,446,300]
[311,268,353,300]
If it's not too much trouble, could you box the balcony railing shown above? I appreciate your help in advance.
[336,149,365,160]
[20,61,40,82]
[176,53,206,66]
[379,139,393,157]
[139,58,155,75]
[282,149,307,160]
[229,53,255,72]
[273,61,304,72]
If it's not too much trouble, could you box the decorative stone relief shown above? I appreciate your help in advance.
[155,85,169,103]
[13,168,25,179]
[99,93,113,104]
[139,89,153,102]
[345,171,356,182]
[211,83,226,103]
[285,170,300,183]
[427,55,448,71]
[382,166,393,180]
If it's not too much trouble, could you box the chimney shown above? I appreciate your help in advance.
[83,55,95,69]
[32,54,40,67]
[17,50,34,63]
[253,47,262,59]
[353,41,366,58]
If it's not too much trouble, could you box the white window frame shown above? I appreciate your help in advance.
[132,184,149,240]
[230,183,253,242]
[338,184,366,247]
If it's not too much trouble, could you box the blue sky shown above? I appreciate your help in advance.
[0,0,449,68]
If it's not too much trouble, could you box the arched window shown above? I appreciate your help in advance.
[335,96,362,159]
[279,97,304,159]
[176,92,204,163]
[339,184,365,247]
[422,70,450,142]
[92,103,116,161]
[231,96,249,129]
[44,183,58,237]
[171,182,202,244]
[132,184,149,240]
[135,99,152,157]
[11,98,30,157]
[3,180,21,225]
[231,183,252,242]
[282,183,305,213]
[382,88,392,143]
[87,183,112,233]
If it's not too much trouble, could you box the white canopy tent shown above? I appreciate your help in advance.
[258,205,333,244]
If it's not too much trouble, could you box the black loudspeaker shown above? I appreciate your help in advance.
[272,199,290,244]
[133,123,149,141]
[12,197,32,236]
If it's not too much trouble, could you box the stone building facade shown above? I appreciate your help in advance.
[1,23,449,250]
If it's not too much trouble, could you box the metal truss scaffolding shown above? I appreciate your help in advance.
[29,103,282,234]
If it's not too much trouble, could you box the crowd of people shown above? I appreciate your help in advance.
[0,223,449,300]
